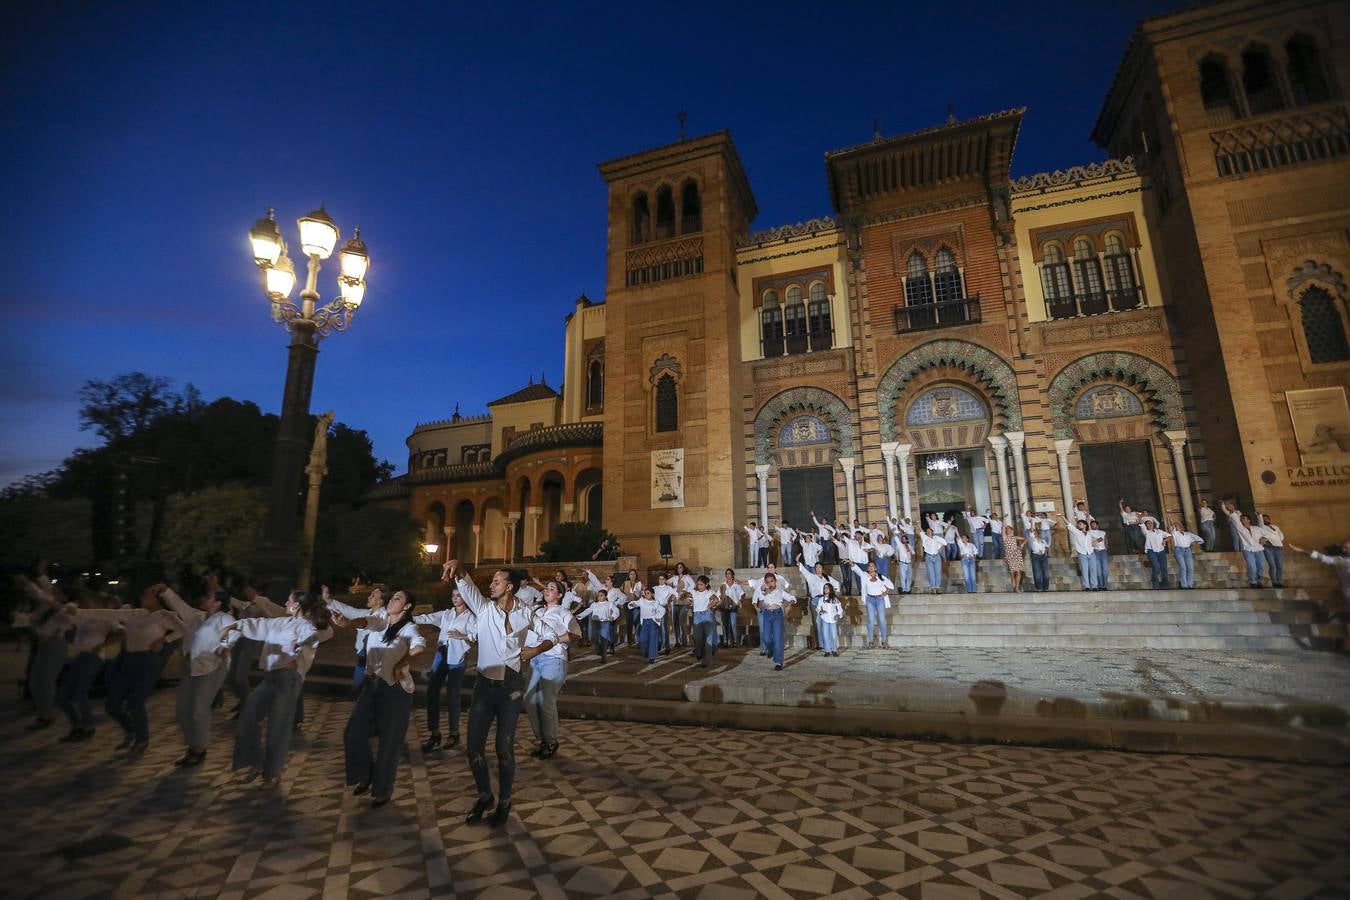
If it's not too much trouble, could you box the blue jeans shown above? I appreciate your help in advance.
[1093,550,1110,588]
[1076,553,1096,589]
[524,654,566,744]
[1030,553,1049,591]
[58,650,103,730]
[762,608,785,666]
[692,611,718,665]
[640,619,662,661]
[233,667,302,779]
[839,564,854,596]
[1147,549,1169,589]
[1174,546,1194,588]
[962,558,978,592]
[596,620,615,655]
[1200,521,1216,551]
[1243,549,1266,585]
[353,650,367,691]
[925,555,943,590]
[426,656,467,736]
[898,560,912,593]
[865,596,887,643]
[1264,547,1284,586]
[758,609,768,652]
[876,556,890,579]
[819,620,838,653]
[992,532,1004,559]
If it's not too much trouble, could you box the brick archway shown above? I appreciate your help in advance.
[1046,351,1183,439]
[752,386,856,465]
[877,340,1022,442]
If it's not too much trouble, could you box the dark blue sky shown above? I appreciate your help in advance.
[2,1,1180,485]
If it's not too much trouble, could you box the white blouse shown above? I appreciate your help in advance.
[363,620,426,692]
[414,607,477,667]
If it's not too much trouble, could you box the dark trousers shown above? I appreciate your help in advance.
[228,637,261,704]
[1147,549,1169,589]
[639,619,662,660]
[839,564,854,595]
[105,650,164,743]
[345,678,414,800]
[692,612,717,667]
[1030,553,1050,592]
[426,657,466,737]
[595,621,615,659]
[466,668,525,803]
[233,668,303,779]
[58,651,103,730]
[762,609,785,666]
[352,650,367,691]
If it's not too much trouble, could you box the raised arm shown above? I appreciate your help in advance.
[17,576,63,611]
[326,597,369,621]
[584,569,606,594]
[159,587,203,625]
[445,560,487,615]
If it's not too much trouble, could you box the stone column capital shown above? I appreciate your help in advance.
[988,433,1008,451]
[880,441,900,461]
[754,464,772,480]
[1163,429,1188,451]
[1004,430,1025,450]
[896,442,913,460]
[442,526,455,537]
[471,524,481,533]
[837,456,856,476]
[1054,438,1075,457]
[526,506,543,517]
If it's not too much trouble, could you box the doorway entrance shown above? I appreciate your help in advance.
[1080,440,1160,552]
[780,466,835,533]
[915,449,991,536]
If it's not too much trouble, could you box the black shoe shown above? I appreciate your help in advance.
[541,742,559,759]
[116,732,136,750]
[174,750,205,767]
[352,781,371,797]
[488,801,512,828]
[129,741,149,755]
[444,734,460,749]
[26,717,53,732]
[467,796,494,825]
[421,733,442,752]
[371,796,391,808]
[60,729,84,743]
[529,742,548,759]
[774,664,783,671]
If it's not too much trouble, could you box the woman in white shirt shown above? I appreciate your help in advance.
[718,569,745,647]
[86,582,183,753]
[689,575,719,667]
[920,527,947,594]
[1169,523,1204,589]
[53,591,123,741]
[415,589,476,752]
[1197,499,1217,552]
[621,568,643,649]
[797,561,841,651]
[524,580,578,759]
[325,587,387,691]
[850,561,894,649]
[222,590,332,786]
[816,584,844,657]
[336,590,425,806]
[957,533,980,593]
[161,587,238,767]
[18,575,76,733]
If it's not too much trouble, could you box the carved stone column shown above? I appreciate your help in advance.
[1164,430,1196,529]
[561,502,576,523]
[471,524,481,568]
[1005,431,1029,517]
[838,456,858,525]
[442,526,454,565]
[526,505,543,558]
[880,441,899,520]
[988,434,1013,521]
[754,464,771,528]
[897,443,914,520]
[1054,439,1075,523]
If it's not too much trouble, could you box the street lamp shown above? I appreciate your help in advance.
[247,206,370,597]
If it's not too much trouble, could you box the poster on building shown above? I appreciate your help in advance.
[651,448,684,508]
[1286,387,1350,465]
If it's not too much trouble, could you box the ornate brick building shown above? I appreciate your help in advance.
[376,0,1349,567]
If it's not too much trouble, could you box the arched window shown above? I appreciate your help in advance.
[761,289,784,357]
[587,358,604,409]
[807,281,831,347]
[680,180,701,233]
[1242,45,1285,115]
[903,251,935,329]
[1287,35,1331,106]
[655,185,676,239]
[934,248,967,324]
[784,285,807,352]
[654,374,678,432]
[1073,237,1107,314]
[1042,242,1076,318]
[1103,233,1140,310]
[632,193,650,244]
[1300,286,1350,364]
[1200,55,1240,122]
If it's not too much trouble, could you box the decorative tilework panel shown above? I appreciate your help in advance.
[906,386,989,425]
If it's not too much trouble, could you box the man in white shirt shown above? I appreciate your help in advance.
[1026,531,1050,591]
[1141,520,1171,589]
[775,521,798,568]
[988,512,1005,561]
[1169,523,1204,589]
[851,561,894,649]
[1088,519,1110,591]
[1255,514,1286,587]
[446,560,557,829]
[894,533,914,594]
[1197,499,1217,552]
[1223,502,1267,587]
[1119,501,1142,554]
[965,508,989,559]
[799,533,822,568]
[811,511,837,565]
[920,527,947,593]
[1062,515,1097,590]
[1287,539,1350,621]
[754,573,796,670]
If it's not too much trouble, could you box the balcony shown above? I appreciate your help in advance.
[894,296,981,333]
[761,328,833,358]
[1048,287,1143,320]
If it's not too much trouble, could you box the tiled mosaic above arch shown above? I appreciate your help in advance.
[754,387,856,464]
[906,385,990,425]
[1046,351,1182,439]
[1074,384,1144,419]
[877,340,1022,442]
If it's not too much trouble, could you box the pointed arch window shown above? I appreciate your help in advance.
[1042,242,1076,319]
[1103,233,1140,310]
[632,193,650,244]
[1072,238,1107,314]
[655,185,676,239]
[1287,35,1332,106]
[784,285,807,353]
[807,281,832,348]
[761,289,784,357]
[680,180,702,233]
[1200,55,1240,123]
[1242,45,1285,115]
[1300,286,1350,364]
[654,374,679,432]
[903,251,935,329]
[587,358,604,409]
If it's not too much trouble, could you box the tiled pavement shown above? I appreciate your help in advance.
[3,692,1349,899]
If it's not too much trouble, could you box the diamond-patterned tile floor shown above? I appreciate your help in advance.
[2,691,1348,898]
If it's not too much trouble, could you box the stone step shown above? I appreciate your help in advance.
[782,633,1309,650]
[857,612,1304,625]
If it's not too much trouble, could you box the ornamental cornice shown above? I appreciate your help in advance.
[1010,157,1137,194]
[859,193,988,228]
[737,217,839,249]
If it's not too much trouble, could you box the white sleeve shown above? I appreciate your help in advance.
[457,576,488,615]
[160,589,202,624]
[327,598,367,620]
[254,594,289,618]
[403,623,427,652]
[586,570,606,594]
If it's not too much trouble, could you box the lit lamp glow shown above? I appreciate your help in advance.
[423,542,440,555]
[339,229,369,281]
[339,277,366,307]
[297,207,339,258]
[249,209,282,267]
[265,252,297,298]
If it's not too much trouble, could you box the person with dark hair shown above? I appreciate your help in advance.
[621,568,643,649]
[324,586,388,691]
[689,575,719,667]
[753,572,796,671]
[160,586,237,767]
[719,569,745,647]
[416,588,476,752]
[444,560,558,828]
[222,590,332,785]
[582,570,623,660]
[524,580,579,759]
[817,583,844,657]
[335,589,425,807]
[671,562,695,646]
[225,582,270,716]
[53,591,122,741]
[632,585,667,664]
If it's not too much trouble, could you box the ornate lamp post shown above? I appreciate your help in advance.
[248,208,370,596]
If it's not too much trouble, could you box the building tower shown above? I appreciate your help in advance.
[598,132,757,566]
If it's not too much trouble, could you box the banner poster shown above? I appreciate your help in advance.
[1285,387,1350,465]
[651,448,684,508]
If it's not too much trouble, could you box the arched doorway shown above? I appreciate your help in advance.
[539,470,565,552]
[902,384,994,529]
[424,501,446,565]
[575,467,603,528]
[514,476,531,560]
[481,497,505,563]
[452,499,474,561]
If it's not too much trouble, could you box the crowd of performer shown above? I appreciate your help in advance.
[9,494,1344,829]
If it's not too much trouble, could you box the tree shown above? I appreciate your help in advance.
[539,521,618,563]
[78,372,200,445]
[0,473,92,568]
[157,484,267,581]
[312,505,425,589]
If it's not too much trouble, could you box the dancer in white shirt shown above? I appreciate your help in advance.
[689,576,720,667]
[222,591,332,785]
[1088,520,1110,590]
[335,590,425,807]
[1223,502,1267,587]
[816,584,845,657]
[326,586,388,692]
[1197,499,1217,552]
[1255,514,1286,587]
[1026,530,1050,592]
[632,585,669,663]
[1141,521,1171,589]
[1169,523,1204,589]
[581,570,624,660]
[718,569,745,647]
[1287,539,1350,621]
[893,532,914,594]
[416,589,477,751]
[957,533,980,592]
[850,561,894,649]
[798,561,841,651]
[1062,515,1097,590]
[16,575,75,733]
[671,562,696,647]
[920,527,947,593]
[161,587,237,767]
[20,580,122,741]
[445,561,558,828]
[754,573,796,670]
[524,580,579,760]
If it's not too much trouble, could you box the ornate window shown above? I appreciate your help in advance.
[1287,35,1331,106]
[933,248,962,304]
[905,386,988,425]
[632,193,650,244]
[1300,286,1350,364]
[587,358,604,409]
[1103,233,1140,310]
[903,252,935,329]
[761,289,784,357]
[655,185,676,239]
[1074,385,1145,420]
[1042,242,1075,318]
[784,285,807,352]
[680,179,701,234]
[1242,45,1285,116]
[1200,55,1240,123]
[654,374,678,432]
[807,281,831,345]
[778,415,831,447]
[1073,237,1107,314]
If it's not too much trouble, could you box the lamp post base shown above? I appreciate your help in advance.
[252,540,301,602]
